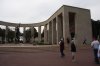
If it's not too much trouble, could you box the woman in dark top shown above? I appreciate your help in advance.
[59,38,65,57]
[71,38,76,62]
[71,42,76,52]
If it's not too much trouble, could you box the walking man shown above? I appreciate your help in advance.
[91,38,100,64]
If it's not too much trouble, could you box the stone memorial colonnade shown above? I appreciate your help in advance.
[0,5,92,45]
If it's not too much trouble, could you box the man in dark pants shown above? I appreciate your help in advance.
[91,38,100,64]
[59,38,65,57]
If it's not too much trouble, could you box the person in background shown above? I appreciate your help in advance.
[98,44,100,60]
[70,38,76,62]
[59,38,65,57]
[91,38,100,64]
[83,38,87,45]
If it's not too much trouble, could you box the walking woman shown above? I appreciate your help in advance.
[59,38,65,57]
[71,38,76,62]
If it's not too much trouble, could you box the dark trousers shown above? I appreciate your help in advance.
[60,49,65,57]
[93,49,99,64]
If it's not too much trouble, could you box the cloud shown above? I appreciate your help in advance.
[0,0,100,24]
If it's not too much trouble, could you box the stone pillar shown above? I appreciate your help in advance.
[52,19,56,44]
[48,21,52,44]
[38,26,41,42]
[63,11,70,45]
[5,26,8,43]
[56,15,63,44]
[23,27,26,43]
[44,24,48,44]
[31,26,34,43]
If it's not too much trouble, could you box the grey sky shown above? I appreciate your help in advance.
[0,0,100,24]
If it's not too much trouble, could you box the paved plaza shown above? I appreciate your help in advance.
[0,44,99,66]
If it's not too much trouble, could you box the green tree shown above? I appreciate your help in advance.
[0,28,5,44]
[34,28,38,38]
[15,26,20,43]
[91,19,100,39]
[24,28,38,43]
[41,30,44,38]
[7,28,15,43]
[25,29,31,43]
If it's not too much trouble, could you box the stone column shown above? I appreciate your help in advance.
[31,26,34,43]
[23,27,26,43]
[48,21,52,44]
[56,16,63,44]
[52,19,56,44]
[44,24,48,44]
[38,26,41,42]
[5,26,8,43]
[63,11,70,45]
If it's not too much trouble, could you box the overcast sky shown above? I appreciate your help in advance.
[0,0,100,24]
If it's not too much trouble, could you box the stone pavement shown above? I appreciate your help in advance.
[0,44,100,66]
[0,44,58,47]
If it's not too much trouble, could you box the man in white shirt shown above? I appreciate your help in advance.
[91,38,100,64]
[98,45,100,58]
